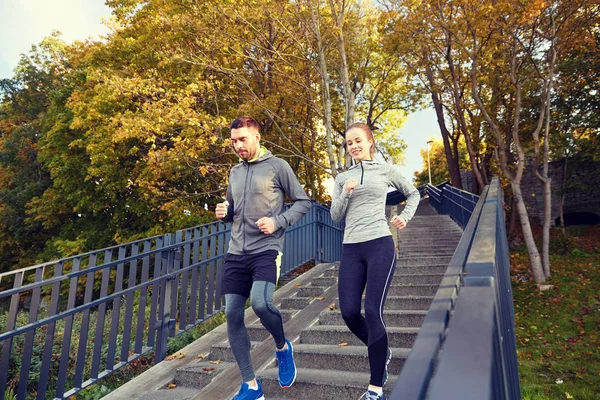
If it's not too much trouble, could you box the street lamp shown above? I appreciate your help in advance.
[426,140,434,185]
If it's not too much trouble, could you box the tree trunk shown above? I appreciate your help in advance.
[508,193,518,238]
[540,91,553,279]
[512,182,546,283]
[469,33,545,284]
[423,54,462,189]
[559,156,568,236]
[328,0,354,170]
[532,23,557,280]
[446,42,485,192]
[328,0,355,129]
[542,177,552,279]
[307,0,338,176]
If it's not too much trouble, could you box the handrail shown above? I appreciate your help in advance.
[391,177,521,399]
[425,182,478,228]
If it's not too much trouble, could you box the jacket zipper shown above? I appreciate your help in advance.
[242,164,251,252]
[360,162,365,185]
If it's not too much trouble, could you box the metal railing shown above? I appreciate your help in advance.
[426,181,479,228]
[0,202,342,400]
[391,177,521,400]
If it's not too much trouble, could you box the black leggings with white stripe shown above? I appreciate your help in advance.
[338,235,396,387]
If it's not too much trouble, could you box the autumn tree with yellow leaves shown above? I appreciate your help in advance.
[387,0,600,284]
[0,0,412,271]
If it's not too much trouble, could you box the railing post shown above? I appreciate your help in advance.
[314,205,321,264]
[155,234,176,364]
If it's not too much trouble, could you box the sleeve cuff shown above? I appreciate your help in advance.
[274,215,285,230]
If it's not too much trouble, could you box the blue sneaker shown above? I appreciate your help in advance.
[276,338,297,388]
[382,348,392,385]
[360,390,387,400]
[233,379,264,400]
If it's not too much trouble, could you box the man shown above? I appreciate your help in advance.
[215,116,312,400]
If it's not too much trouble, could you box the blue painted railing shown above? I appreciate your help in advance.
[0,202,342,400]
[426,181,479,228]
[391,177,521,400]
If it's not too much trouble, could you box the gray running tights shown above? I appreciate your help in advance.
[225,281,285,382]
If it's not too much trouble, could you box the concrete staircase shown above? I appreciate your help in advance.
[257,214,461,399]
[109,202,463,400]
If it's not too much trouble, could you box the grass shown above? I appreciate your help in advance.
[511,226,600,400]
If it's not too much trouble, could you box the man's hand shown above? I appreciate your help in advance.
[216,201,229,219]
[391,215,407,230]
[256,217,277,234]
[345,179,359,194]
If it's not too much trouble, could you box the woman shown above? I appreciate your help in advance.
[330,122,420,400]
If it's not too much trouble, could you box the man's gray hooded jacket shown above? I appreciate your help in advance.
[221,149,312,255]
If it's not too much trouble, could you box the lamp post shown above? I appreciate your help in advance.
[427,140,434,185]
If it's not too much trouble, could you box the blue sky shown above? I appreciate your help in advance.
[0,0,440,181]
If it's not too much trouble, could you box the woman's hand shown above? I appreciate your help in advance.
[345,179,359,194]
[391,215,406,230]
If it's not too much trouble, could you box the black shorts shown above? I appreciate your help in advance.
[221,250,279,298]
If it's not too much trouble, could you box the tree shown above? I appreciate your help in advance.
[386,0,599,284]
[0,34,66,271]
[414,137,469,187]
[0,0,415,272]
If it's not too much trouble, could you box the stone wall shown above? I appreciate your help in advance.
[460,169,476,194]
[520,159,600,225]
[461,160,600,225]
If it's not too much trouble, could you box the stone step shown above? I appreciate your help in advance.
[404,216,458,222]
[410,215,453,219]
[208,341,261,363]
[319,310,427,328]
[402,221,459,226]
[396,238,461,245]
[395,256,452,266]
[311,276,337,287]
[279,309,297,323]
[333,296,433,311]
[326,264,448,277]
[297,286,325,297]
[381,295,434,311]
[398,231,461,239]
[399,224,459,230]
[245,325,273,341]
[398,231,461,237]
[292,343,409,373]
[300,325,419,348]
[394,265,448,275]
[398,244,458,251]
[173,359,235,390]
[259,368,397,399]
[403,220,456,225]
[396,242,460,249]
[400,222,459,228]
[398,249,456,257]
[135,387,202,400]
[395,273,444,285]
[388,284,439,296]
[280,296,313,310]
